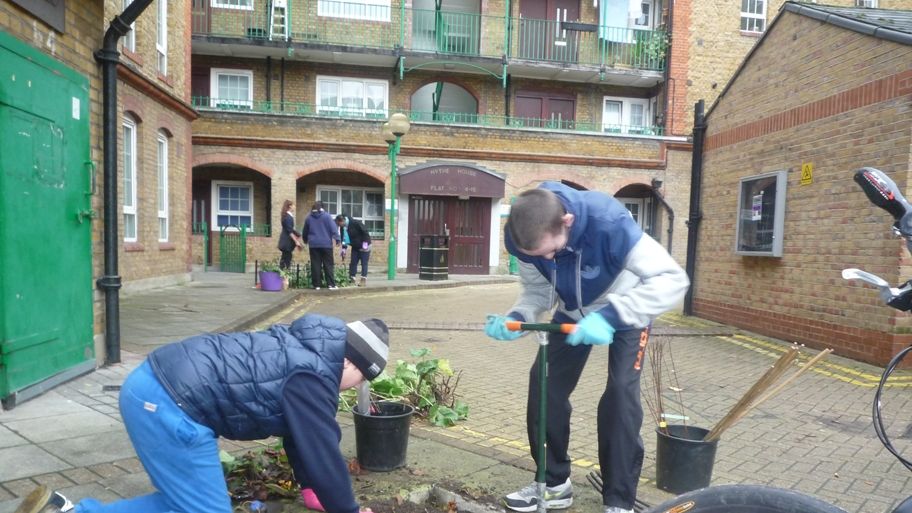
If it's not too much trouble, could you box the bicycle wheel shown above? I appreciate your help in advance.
[643,485,849,513]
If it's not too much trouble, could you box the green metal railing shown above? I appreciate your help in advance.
[192,96,664,135]
[192,0,666,71]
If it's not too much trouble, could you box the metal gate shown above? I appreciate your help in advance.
[219,225,247,272]
[0,30,95,408]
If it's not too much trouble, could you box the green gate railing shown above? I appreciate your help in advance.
[219,225,247,273]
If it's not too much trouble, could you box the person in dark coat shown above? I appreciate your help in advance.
[303,201,341,289]
[15,315,391,513]
[278,199,302,270]
[336,214,373,287]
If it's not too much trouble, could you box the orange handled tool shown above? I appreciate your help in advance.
[504,321,576,334]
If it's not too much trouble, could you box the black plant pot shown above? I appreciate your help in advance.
[352,401,414,471]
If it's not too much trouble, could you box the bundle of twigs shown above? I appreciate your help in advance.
[703,346,832,442]
[641,335,687,435]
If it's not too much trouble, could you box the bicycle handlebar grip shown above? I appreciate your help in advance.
[854,167,911,221]
[504,321,576,334]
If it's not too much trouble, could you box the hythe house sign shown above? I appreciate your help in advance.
[399,163,505,198]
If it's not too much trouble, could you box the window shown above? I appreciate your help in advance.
[123,0,136,52]
[122,117,138,242]
[634,0,653,28]
[740,0,766,33]
[316,186,385,237]
[157,133,169,242]
[602,96,651,134]
[211,181,253,230]
[157,0,168,75]
[316,76,388,118]
[210,69,253,109]
[212,0,253,9]
[735,170,787,257]
[318,0,390,21]
[855,0,877,6]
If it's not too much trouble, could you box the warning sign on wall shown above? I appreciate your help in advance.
[801,163,813,185]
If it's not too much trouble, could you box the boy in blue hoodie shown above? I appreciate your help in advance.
[303,201,341,289]
[15,315,389,513]
[485,182,688,513]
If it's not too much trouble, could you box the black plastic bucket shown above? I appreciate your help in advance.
[352,401,414,471]
[655,425,718,494]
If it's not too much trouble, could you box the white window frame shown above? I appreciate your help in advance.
[602,96,651,134]
[212,0,253,10]
[735,170,787,257]
[316,185,386,237]
[211,180,254,232]
[156,0,168,75]
[122,117,138,242]
[740,0,766,33]
[316,76,389,118]
[123,0,136,52]
[855,0,877,6]
[318,0,390,22]
[633,0,654,29]
[210,68,254,108]
[157,132,169,242]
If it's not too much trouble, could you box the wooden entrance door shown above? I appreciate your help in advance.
[407,196,490,274]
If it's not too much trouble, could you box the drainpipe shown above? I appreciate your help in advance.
[94,0,156,365]
[683,100,705,316]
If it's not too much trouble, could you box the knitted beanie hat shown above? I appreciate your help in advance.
[345,318,389,380]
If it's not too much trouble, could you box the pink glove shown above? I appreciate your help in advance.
[301,488,325,512]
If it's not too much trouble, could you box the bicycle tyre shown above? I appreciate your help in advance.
[643,485,849,513]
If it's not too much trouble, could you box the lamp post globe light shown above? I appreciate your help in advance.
[383,113,410,280]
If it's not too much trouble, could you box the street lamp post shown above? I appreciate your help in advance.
[382,113,410,280]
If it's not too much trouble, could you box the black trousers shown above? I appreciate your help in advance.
[279,250,294,270]
[526,327,647,509]
[309,247,335,288]
[348,248,370,278]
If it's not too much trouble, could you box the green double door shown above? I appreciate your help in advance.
[0,31,95,408]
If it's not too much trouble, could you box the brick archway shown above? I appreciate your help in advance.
[294,160,387,183]
[192,153,274,178]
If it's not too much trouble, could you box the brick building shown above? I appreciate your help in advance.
[189,0,693,277]
[692,2,912,365]
[0,0,193,404]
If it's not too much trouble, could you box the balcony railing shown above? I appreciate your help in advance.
[192,97,665,136]
[192,0,667,71]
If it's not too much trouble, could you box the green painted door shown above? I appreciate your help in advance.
[0,30,95,407]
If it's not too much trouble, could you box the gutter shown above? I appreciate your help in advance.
[784,3,912,46]
[93,0,156,365]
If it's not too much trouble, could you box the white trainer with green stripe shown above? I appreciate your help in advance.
[503,478,573,512]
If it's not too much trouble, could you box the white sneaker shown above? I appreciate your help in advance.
[503,478,572,512]
[328,286,338,290]
[604,507,633,513]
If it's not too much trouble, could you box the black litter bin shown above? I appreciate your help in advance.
[419,235,449,280]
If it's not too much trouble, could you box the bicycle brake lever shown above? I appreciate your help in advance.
[842,268,902,304]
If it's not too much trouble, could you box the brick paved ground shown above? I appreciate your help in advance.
[3,280,911,513]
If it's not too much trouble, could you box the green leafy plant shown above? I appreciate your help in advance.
[278,262,353,289]
[340,348,469,427]
[258,259,283,273]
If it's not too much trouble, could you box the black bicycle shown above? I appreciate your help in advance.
[622,168,912,513]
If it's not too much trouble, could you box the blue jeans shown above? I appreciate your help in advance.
[75,361,230,513]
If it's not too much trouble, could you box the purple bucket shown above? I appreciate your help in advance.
[259,271,284,291]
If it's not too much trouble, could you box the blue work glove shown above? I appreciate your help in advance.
[484,314,523,341]
[566,312,615,346]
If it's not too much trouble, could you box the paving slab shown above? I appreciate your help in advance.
[5,411,122,444]
[0,445,70,482]
[0,391,95,422]
[40,431,136,468]
[0,427,25,450]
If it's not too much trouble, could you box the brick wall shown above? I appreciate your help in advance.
[696,11,912,365]
[192,108,690,269]
[678,0,912,136]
